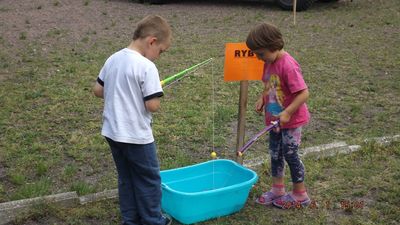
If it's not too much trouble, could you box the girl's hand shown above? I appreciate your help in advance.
[255,97,264,114]
[279,110,291,125]
[272,111,290,132]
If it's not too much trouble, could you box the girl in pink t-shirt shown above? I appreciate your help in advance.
[246,23,311,209]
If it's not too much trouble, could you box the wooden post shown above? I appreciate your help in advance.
[224,43,263,163]
[236,80,248,164]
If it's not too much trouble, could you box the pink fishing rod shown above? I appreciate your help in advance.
[237,120,280,157]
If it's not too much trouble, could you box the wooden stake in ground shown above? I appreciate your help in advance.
[236,81,248,164]
[223,43,264,164]
[293,0,297,25]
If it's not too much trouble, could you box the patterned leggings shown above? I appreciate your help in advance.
[269,127,305,183]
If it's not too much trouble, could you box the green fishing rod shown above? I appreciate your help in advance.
[160,58,213,87]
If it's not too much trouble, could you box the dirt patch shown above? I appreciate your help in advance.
[0,73,11,81]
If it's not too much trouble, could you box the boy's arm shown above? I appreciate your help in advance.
[145,97,161,112]
[279,88,309,124]
[142,64,163,113]
[93,82,104,98]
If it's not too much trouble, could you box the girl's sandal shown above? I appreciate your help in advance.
[255,191,285,206]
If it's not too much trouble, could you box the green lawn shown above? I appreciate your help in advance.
[12,141,400,225]
[0,0,399,224]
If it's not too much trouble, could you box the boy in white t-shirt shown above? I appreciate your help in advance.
[93,15,172,225]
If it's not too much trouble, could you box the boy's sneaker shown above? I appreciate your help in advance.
[255,191,285,206]
[272,193,311,209]
[163,214,172,225]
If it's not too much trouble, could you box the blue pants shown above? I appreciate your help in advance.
[106,137,166,225]
[269,128,305,183]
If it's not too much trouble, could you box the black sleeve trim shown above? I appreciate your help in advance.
[144,92,164,101]
[97,77,104,87]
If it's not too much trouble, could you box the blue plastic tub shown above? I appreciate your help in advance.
[161,159,258,224]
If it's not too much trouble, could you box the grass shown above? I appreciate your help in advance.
[11,141,400,224]
[46,28,66,37]
[10,178,52,201]
[0,0,399,224]
[19,32,27,40]
[70,181,96,196]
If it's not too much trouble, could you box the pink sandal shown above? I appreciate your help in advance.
[272,193,311,209]
[255,191,285,206]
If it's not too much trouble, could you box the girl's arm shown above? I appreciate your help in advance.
[279,88,309,124]
[255,82,270,113]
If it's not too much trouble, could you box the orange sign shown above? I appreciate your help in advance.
[223,42,264,81]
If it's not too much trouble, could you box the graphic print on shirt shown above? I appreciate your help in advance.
[266,74,284,116]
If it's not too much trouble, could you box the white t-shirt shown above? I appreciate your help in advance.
[97,48,163,144]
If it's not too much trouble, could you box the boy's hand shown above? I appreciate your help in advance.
[255,97,264,114]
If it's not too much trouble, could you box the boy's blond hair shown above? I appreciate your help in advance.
[133,15,171,43]
[246,23,284,52]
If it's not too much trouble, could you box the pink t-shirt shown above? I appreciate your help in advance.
[262,52,310,129]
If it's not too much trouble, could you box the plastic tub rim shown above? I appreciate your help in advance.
[161,159,258,196]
